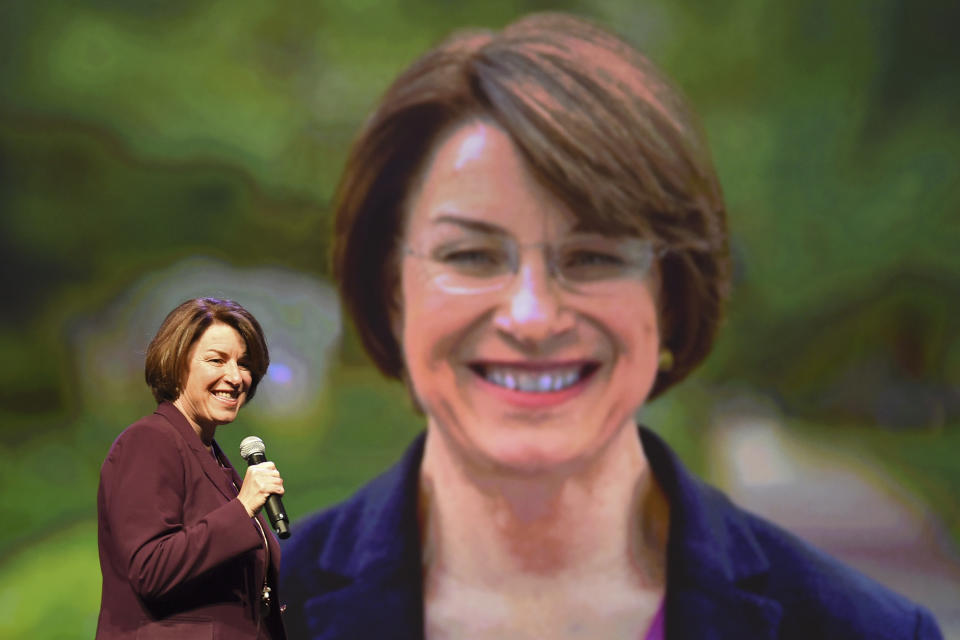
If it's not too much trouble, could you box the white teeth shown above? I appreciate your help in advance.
[517,373,538,392]
[483,366,583,393]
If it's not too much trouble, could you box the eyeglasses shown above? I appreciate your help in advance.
[401,234,660,296]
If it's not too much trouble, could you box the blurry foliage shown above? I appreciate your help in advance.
[0,0,958,636]
[0,522,100,638]
[2,0,956,429]
[659,0,960,426]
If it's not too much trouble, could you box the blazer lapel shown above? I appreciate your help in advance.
[641,427,784,639]
[302,572,423,639]
[215,439,283,623]
[298,435,427,639]
[300,429,784,639]
[156,402,237,502]
[668,586,782,639]
[212,441,279,558]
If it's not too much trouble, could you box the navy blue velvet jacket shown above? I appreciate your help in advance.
[280,428,942,639]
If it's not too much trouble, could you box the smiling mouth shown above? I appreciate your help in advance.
[212,390,240,402]
[469,363,598,393]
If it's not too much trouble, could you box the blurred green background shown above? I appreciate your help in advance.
[1,0,958,637]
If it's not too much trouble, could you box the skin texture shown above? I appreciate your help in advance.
[399,120,668,638]
[399,120,661,476]
[173,321,283,518]
[173,321,253,441]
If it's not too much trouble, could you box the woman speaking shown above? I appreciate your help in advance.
[96,297,287,639]
[280,12,942,640]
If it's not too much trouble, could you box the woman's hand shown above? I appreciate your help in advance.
[237,461,285,518]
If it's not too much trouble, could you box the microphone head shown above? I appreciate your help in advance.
[239,436,266,461]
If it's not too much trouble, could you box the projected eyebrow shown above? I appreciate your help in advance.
[430,214,509,236]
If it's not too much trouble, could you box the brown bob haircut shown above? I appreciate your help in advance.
[145,297,270,404]
[333,12,729,399]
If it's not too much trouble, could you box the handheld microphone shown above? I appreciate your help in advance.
[239,436,290,539]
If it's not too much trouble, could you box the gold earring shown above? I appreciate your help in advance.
[658,349,674,372]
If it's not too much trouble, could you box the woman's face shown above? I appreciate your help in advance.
[397,120,661,473]
[174,321,252,433]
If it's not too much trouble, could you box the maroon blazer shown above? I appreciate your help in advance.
[96,402,286,639]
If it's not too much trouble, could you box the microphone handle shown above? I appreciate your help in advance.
[244,452,291,539]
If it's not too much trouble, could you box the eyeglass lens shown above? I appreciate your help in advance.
[409,233,655,295]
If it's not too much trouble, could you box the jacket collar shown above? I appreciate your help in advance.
[640,427,783,638]
[306,428,783,638]
[300,435,426,638]
[155,402,237,503]
[156,402,285,636]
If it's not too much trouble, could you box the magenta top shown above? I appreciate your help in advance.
[643,599,666,640]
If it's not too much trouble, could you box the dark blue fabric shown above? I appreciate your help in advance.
[280,428,943,639]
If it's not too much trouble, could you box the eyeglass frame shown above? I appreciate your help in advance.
[399,234,667,296]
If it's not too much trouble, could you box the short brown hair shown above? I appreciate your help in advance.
[145,298,270,404]
[334,12,729,398]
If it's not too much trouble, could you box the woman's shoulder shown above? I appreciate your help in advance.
[640,427,942,637]
[279,435,427,637]
[671,470,942,638]
[734,504,941,637]
[281,434,426,584]
[102,405,186,465]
